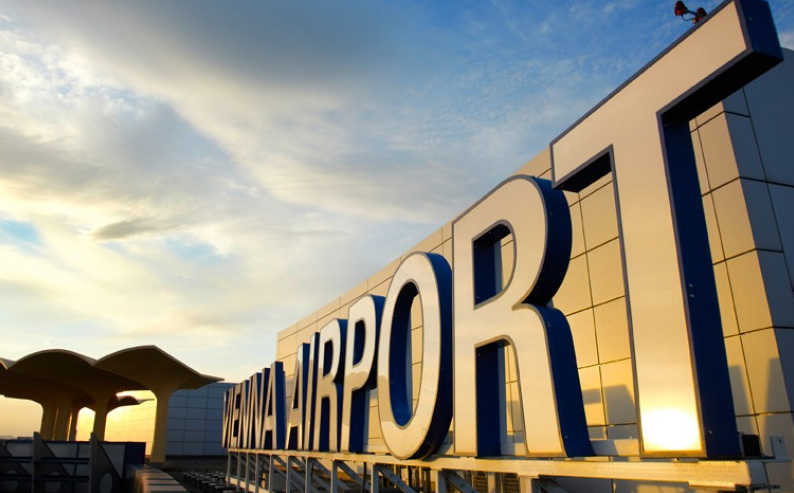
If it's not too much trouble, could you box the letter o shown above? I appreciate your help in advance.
[377,252,452,459]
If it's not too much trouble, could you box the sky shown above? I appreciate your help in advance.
[1,0,793,437]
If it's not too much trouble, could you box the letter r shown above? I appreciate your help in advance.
[452,176,592,458]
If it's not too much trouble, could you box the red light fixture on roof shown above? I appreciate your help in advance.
[674,1,708,23]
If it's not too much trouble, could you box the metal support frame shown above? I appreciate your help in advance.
[256,455,290,493]
[336,460,372,491]
[441,470,479,493]
[486,473,502,493]
[0,435,138,493]
[226,447,780,493]
[285,456,300,493]
[377,464,418,493]
[267,454,274,492]
[305,458,350,493]
[532,479,569,493]
[257,454,269,493]
[245,452,255,492]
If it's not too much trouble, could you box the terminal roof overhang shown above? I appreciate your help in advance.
[0,345,221,409]
[96,345,220,391]
[1,355,91,407]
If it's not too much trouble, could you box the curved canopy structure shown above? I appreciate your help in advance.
[0,358,92,440]
[96,345,218,391]
[0,346,221,462]
[95,345,221,462]
[11,349,145,392]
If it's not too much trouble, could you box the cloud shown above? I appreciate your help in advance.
[1,0,792,391]
[7,0,630,227]
[780,31,794,50]
[0,0,633,381]
[3,0,666,235]
[3,2,451,223]
[89,218,176,241]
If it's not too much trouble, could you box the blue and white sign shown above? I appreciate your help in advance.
[223,0,783,462]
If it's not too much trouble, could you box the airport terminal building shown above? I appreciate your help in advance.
[73,383,232,458]
[223,1,794,492]
[0,347,230,462]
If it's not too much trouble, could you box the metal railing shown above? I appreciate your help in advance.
[0,433,144,493]
[225,441,786,493]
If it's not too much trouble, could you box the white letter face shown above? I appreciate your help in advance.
[314,319,346,452]
[303,333,319,451]
[248,370,268,449]
[263,361,286,450]
[285,344,310,450]
[453,176,591,458]
[551,0,781,457]
[341,295,383,453]
[231,381,248,449]
[378,252,452,460]
[221,387,236,449]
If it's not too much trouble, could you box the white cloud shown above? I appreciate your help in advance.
[0,0,792,412]
[0,0,658,386]
[780,30,794,50]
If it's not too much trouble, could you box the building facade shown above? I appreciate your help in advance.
[223,1,794,492]
[76,382,232,457]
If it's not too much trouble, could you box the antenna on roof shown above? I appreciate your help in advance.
[674,1,707,23]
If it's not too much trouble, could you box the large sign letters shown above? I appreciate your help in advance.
[551,0,781,457]
[224,0,783,462]
[453,177,591,458]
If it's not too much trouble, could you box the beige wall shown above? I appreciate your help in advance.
[274,50,794,492]
[685,49,794,492]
